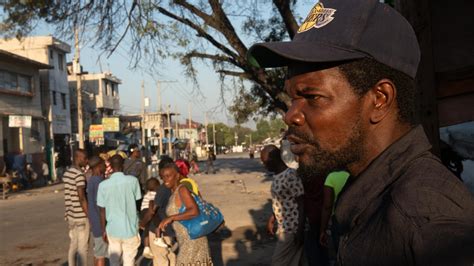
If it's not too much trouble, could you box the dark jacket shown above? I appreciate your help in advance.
[334,126,474,266]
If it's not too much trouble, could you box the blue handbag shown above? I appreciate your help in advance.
[178,193,224,239]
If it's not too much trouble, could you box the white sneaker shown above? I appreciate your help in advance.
[143,246,154,259]
[153,237,169,248]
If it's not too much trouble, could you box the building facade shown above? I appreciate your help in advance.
[0,36,72,178]
[68,71,121,141]
[0,50,51,173]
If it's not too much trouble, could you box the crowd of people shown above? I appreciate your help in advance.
[64,144,215,266]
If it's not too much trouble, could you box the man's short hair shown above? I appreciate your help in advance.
[110,154,124,169]
[73,149,87,161]
[338,58,416,124]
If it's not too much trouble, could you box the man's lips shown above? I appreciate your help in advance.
[286,135,309,154]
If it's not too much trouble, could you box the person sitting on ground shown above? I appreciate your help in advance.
[140,178,160,259]
[86,156,108,266]
[261,145,305,266]
[158,163,213,265]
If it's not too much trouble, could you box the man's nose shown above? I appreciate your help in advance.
[284,101,305,127]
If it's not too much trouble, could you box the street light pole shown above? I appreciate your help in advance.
[212,121,216,154]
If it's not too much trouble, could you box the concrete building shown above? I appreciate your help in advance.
[0,36,72,178]
[67,70,121,141]
[0,50,51,173]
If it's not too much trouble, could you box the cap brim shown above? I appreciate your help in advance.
[248,41,367,68]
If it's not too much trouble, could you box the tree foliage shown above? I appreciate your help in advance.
[1,0,304,123]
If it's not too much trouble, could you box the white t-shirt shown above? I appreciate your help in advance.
[42,163,49,176]
[271,168,304,234]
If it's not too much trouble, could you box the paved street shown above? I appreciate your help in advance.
[0,153,276,265]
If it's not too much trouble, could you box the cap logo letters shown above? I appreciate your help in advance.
[298,2,336,33]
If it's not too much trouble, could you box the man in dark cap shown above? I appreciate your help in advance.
[248,1,474,265]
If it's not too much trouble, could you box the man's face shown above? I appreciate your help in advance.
[284,64,366,181]
[77,152,88,168]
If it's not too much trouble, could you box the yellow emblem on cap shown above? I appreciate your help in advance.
[298,2,336,33]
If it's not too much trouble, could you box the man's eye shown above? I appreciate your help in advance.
[302,94,320,100]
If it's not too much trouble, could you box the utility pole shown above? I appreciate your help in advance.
[157,81,163,156]
[188,102,193,154]
[205,112,209,152]
[141,81,146,148]
[174,105,179,139]
[74,26,84,149]
[156,80,176,156]
[212,120,216,154]
[167,105,172,158]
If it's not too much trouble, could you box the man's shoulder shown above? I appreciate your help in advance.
[64,167,83,177]
[391,154,474,221]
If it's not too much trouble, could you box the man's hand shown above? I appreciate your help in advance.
[158,217,174,231]
[320,230,329,247]
[102,232,108,244]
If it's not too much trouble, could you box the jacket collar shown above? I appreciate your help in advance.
[334,125,433,234]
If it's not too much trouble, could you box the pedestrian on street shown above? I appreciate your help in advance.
[63,149,89,266]
[97,155,142,266]
[158,163,213,266]
[124,144,147,190]
[86,156,108,266]
[205,150,216,174]
[261,145,306,266]
[249,0,474,264]
[141,170,177,266]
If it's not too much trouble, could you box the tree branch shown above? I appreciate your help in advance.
[154,4,242,66]
[272,0,298,39]
[183,51,234,63]
[216,70,250,78]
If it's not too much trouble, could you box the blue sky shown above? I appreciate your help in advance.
[23,1,315,128]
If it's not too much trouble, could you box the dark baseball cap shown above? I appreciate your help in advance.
[248,0,420,78]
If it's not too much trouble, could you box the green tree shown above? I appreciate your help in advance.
[1,0,306,123]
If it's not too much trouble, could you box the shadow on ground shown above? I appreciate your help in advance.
[208,199,274,266]
[198,157,265,175]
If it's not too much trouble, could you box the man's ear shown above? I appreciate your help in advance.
[368,79,397,124]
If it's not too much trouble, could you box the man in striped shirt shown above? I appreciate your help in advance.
[63,149,89,266]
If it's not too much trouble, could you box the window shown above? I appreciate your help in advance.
[61,93,66,109]
[58,53,64,71]
[0,69,33,94]
[105,81,111,96]
[49,49,53,59]
[52,91,57,105]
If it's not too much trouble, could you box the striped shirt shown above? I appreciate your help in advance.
[140,191,156,211]
[63,167,87,221]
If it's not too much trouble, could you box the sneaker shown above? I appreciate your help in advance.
[153,237,169,248]
[143,246,154,259]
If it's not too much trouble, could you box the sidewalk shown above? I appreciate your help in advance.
[1,182,64,200]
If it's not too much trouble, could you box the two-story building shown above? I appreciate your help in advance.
[67,70,121,141]
[0,50,51,173]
